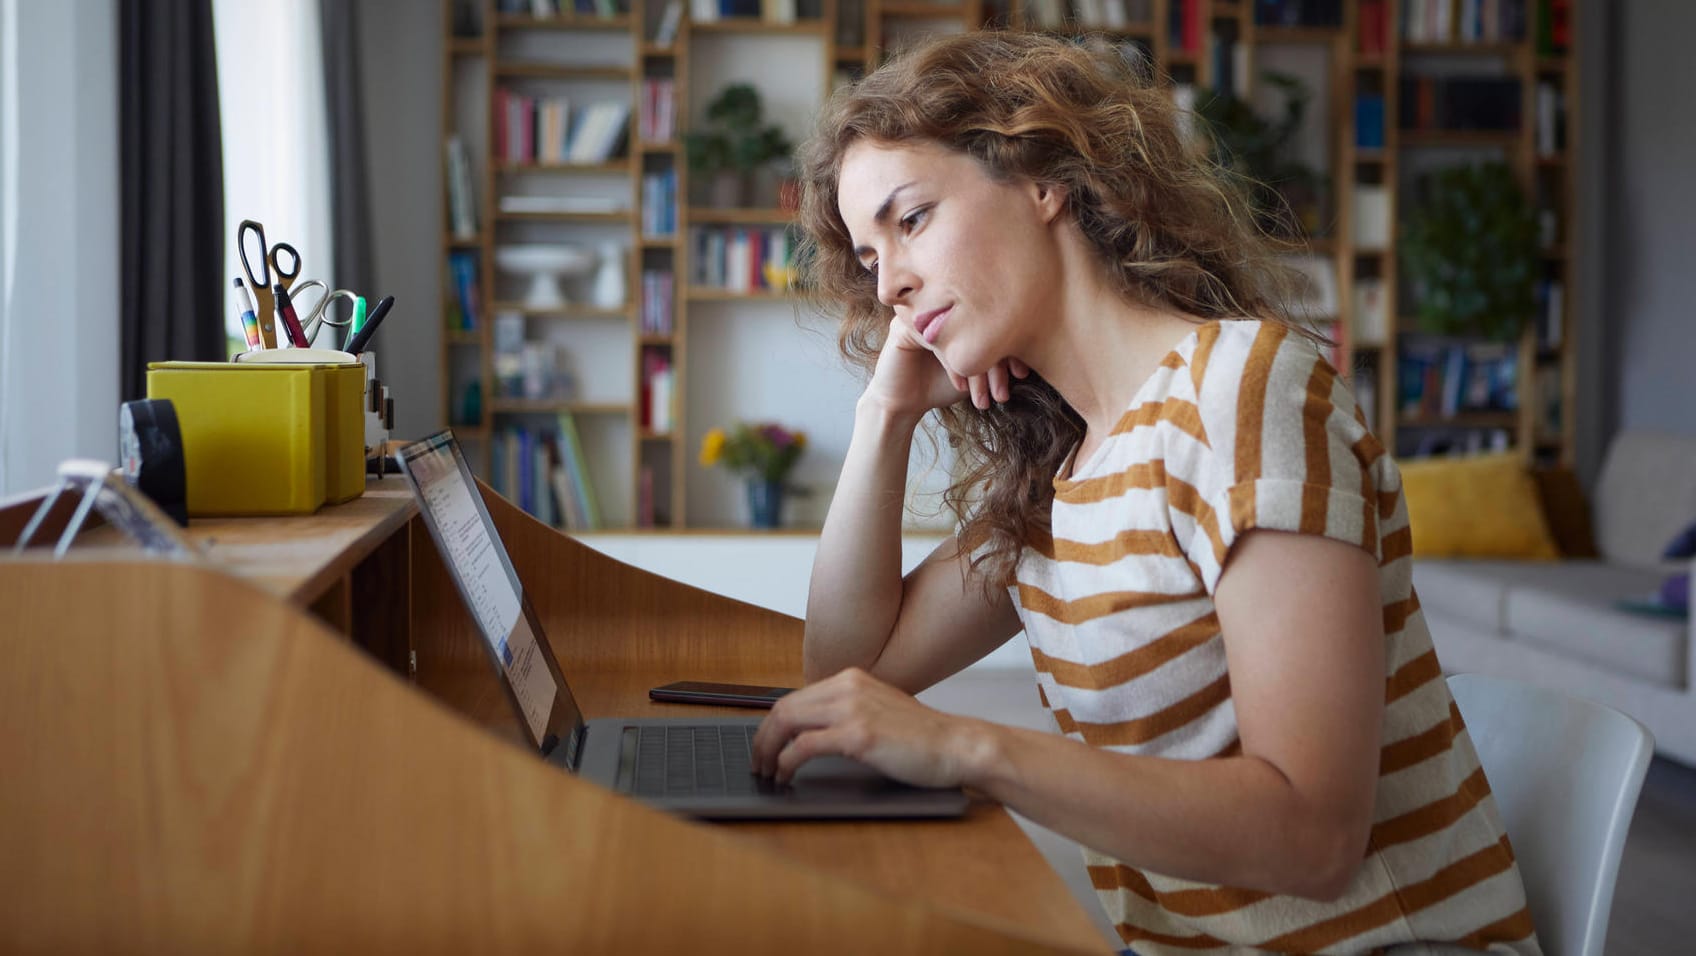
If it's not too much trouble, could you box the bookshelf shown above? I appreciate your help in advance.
[442,0,1580,531]
[442,0,839,531]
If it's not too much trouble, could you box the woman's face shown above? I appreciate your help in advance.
[836,139,1062,379]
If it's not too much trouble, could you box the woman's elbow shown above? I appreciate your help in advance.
[1287,820,1372,902]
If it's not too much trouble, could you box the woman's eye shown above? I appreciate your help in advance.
[900,206,930,233]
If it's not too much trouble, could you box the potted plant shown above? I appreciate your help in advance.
[1399,161,1541,340]
[699,421,807,528]
[684,84,793,208]
[1195,72,1327,238]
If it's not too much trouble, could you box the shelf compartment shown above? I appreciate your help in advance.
[686,207,796,225]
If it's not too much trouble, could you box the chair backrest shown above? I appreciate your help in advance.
[1447,674,1653,956]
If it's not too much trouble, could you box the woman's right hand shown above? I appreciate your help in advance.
[861,318,1029,422]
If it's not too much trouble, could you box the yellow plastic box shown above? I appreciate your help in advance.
[145,360,367,515]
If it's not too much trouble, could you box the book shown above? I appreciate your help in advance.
[654,0,684,44]
[446,136,478,239]
[1352,278,1389,345]
[1352,184,1390,249]
[554,412,602,528]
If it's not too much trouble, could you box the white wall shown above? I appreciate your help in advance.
[1605,0,1696,443]
[0,0,119,495]
[575,531,1034,669]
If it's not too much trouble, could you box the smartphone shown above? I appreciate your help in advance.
[648,681,794,708]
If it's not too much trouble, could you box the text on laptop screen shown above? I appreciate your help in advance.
[402,433,558,744]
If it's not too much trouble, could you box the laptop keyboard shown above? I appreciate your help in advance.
[624,725,774,797]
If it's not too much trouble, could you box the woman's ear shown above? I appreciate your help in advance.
[1031,181,1069,224]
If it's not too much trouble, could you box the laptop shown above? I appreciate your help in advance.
[396,430,969,821]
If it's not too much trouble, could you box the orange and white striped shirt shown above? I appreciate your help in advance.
[1012,319,1541,954]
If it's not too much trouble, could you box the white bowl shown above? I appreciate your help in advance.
[494,244,595,309]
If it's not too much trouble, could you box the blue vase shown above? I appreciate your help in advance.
[746,478,784,529]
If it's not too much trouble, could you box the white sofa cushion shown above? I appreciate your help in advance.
[1412,560,1569,635]
[1415,559,1684,688]
[1501,566,1687,688]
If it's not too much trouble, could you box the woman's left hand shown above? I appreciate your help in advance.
[750,668,990,789]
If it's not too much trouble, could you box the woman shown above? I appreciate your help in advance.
[749,31,1540,955]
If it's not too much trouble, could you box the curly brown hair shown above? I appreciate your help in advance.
[795,31,1318,588]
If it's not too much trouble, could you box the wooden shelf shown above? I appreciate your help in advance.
[489,399,631,415]
[690,18,830,34]
[686,207,796,225]
[495,210,636,223]
[1354,147,1389,163]
[493,14,635,31]
[835,46,867,61]
[686,287,794,301]
[489,302,633,319]
[639,141,682,154]
[449,37,485,55]
[493,63,635,80]
[1535,56,1570,73]
[638,430,676,442]
[1398,129,1522,147]
[1400,41,1523,56]
[640,43,679,56]
[496,160,632,174]
[1398,412,1520,429]
[878,2,966,17]
[1254,26,1344,44]
[445,331,483,346]
[640,235,681,248]
[445,233,483,248]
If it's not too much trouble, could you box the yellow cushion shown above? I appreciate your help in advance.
[1398,452,1561,561]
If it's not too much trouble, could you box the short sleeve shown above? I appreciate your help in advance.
[1164,322,1383,595]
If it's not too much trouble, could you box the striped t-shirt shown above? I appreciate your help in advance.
[1011,320,1541,955]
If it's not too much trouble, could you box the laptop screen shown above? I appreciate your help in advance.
[397,430,587,765]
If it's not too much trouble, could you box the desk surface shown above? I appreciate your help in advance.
[0,480,1108,953]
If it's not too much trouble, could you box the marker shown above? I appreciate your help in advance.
[345,295,394,354]
[234,278,263,351]
[273,282,310,348]
[351,296,369,337]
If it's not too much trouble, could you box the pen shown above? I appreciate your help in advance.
[273,282,311,348]
[234,278,263,351]
[351,296,368,337]
[345,295,394,354]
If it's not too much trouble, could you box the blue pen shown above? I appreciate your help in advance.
[234,278,262,351]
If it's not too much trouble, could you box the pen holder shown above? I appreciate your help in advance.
[146,358,368,516]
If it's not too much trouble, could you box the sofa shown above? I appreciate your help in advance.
[1414,431,1696,765]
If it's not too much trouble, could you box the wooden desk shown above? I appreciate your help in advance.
[0,480,1108,953]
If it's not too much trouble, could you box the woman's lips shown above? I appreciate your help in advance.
[915,306,952,344]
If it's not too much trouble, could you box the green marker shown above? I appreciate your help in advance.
[351,296,369,336]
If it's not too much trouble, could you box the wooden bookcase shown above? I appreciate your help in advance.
[440,0,1579,532]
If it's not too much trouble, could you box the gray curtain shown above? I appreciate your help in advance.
[320,0,376,348]
[119,0,225,401]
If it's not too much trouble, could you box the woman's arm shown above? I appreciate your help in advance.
[762,529,1387,901]
[803,319,1026,690]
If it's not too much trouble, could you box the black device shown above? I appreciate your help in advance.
[649,681,794,709]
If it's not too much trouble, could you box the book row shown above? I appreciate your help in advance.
[489,415,603,532]
[494,89,630,166]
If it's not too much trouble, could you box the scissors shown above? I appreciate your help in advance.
[287,280,364,347]
[238,219,303,349]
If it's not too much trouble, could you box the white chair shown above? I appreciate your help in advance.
[1447,674,1654,956]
